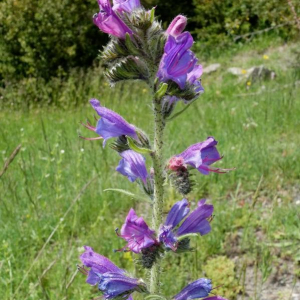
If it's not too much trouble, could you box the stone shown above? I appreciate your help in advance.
[202,63,221,74]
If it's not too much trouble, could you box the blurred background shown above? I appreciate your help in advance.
[0,0,299,299]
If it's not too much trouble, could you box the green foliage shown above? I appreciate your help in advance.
[203,256,242,299]
[0,0,107,81]
[1,39,300,299]
[1,0,299,84]
[192,0,298,51]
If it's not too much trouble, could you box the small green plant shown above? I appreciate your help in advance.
[203,256,242,300]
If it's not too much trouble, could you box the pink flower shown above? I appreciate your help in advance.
[93,0,132,39]
[118,208,156,253]
[166,15,187,37]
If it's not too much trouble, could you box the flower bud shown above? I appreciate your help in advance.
[166,15,187,37]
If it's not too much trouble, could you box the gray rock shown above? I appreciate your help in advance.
[247,65,276,82]
[203,63,221,74]
[227,67,246,76]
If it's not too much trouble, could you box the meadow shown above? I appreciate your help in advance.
[0,36,300,299]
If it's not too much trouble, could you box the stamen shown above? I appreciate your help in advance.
[212,284,224,290]
[113,247,129,253]
[79,135,103,141]
[208,215,214,223]
[80,122,96,131]
[77,265,89,276]
[115,228,120,236]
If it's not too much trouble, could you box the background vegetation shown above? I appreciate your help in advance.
[0,0,300,299]
[0,0,298,83]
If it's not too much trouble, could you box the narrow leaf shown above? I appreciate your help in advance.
[166,100,195,122]
[150,7,155,23]
[155,83,168,99]
[104,188,151,203]
[126,136,153,154]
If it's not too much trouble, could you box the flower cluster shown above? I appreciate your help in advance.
[77,1,233,300]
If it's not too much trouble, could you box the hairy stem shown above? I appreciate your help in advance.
[150,95,165,294]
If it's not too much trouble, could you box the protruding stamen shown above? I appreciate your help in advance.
[77,264,88,276]
[212,284,224,290]
[115,228,120,236]
[80,121,96,131]
[208,215,214,223]
[79,135,103,141]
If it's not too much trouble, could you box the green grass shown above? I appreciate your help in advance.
[0,38,300,300]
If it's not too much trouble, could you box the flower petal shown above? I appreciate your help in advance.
[173,278,212,300]
[116,150,148,183]
[120,208,155,253]
[176,200,213,236]
[165,198,190,228]
[90,99,137,144]
[80,246,124,275]
[98,272,139,299]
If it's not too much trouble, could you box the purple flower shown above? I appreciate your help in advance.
[81,99,137,146]
[204,297,228,300]
[187,64,204,93]
[113,0,141,13]
[116,150,149,183]
[98,272,141,299]
[157,32,197,90]
[166,15,187,37]
[79,246,145,298]
[93,0,133,39]
[79,246,124,285]
[118,208,156,253]
[159,199,213,251]
[169,137,231,175]
[173,278,212,300]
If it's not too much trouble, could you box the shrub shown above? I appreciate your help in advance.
[0,0,107,81]
[192,0,298,49]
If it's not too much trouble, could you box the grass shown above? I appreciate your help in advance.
[0,36,300,300]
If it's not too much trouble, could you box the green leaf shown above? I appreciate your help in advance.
[126,136,153,154]
[145,295,167,300]
[125,33,140,56]
[103,188,151,203]
[177,233,198,241]
[155,83,168,99]
[150,7,155,23]
[166,100,195,122]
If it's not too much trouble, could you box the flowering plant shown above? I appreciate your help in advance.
[78,1,233,299]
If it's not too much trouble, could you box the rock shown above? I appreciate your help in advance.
[227,65,276,84]
[227,67,246,76]
[247,65,276,82]
[203,63,221,74]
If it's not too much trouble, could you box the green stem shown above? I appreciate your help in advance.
[149,95,165,294]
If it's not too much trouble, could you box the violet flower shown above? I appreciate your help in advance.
[81,99,137,146]
[187,64,204,93]
[113,0,141,14]
[93,0,132,39]
[159,199,213,251]
[118,208,156,253]
[204,297,228,300]
[80,246,124,280]
[173,278,212,300]
[169,137,231,175]
[166,15,187,37]
[116,150,148,183]
[79,246,146,298]
[157,32,197,90]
